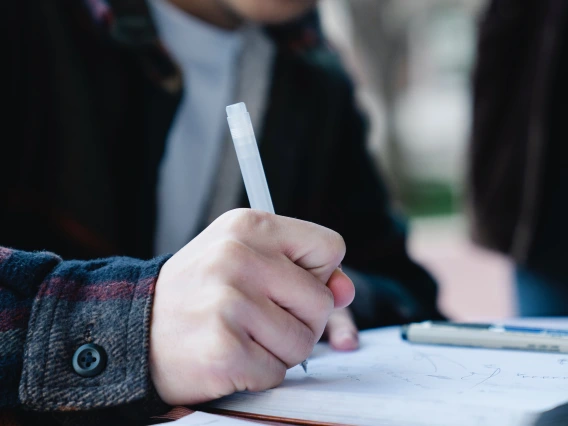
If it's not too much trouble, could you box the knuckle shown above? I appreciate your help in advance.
[274,363,287,384]
[204,239,251,275]
[200,254,224,279]
[281,318,316,367]
[314,285,335,314]
[323,286,335,311]
[224,208,273,237]
[294,326,317,362]
[213,286,248,320]
[248,363,286,392]
[327,230,346,262]
[218,239,250,262]
[304,287,334,338]
[246,380,264,393]
[206,326,245,377]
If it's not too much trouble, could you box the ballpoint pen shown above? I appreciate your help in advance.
[226,102,308,373]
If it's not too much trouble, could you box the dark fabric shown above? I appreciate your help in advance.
[469,0,568,263]
[515,266,568,316]
[1,0,442,423]
[0,247,170,423]
[0,248,60,408]
[534,401,568,426]
[1,0,181,260]
[257,52,440,325]
[510,14,568,314]
[525,11,568,280]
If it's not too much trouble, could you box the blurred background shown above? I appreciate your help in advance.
[318,0,514,321]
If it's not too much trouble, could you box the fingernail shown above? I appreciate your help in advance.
[334,330,359,351]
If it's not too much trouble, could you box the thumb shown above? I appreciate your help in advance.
[327,268,355,309]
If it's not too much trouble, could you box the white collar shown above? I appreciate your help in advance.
[147,0,244,69]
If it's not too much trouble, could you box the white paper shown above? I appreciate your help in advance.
[207,321,568,426]
[164,411,258,425]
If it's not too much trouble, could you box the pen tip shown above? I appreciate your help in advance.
[301,360,308,373]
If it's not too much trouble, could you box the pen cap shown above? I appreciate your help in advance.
[226,102,275,214]
[227,102,254,143]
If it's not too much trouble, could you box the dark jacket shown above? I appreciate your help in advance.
[469,0,568,270]
[0,0,441,424]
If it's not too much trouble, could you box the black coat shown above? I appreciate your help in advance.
[0,1,442,422]
[1,0,440,327]
[469,0,568,271]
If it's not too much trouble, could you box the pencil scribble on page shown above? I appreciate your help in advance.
[414,351,438,373]
[517,373,568,380]
[471,368,501,389]
[428,375,452,380]
[206,325,568,426]
[384,370,430,389]
[429,354,468,371]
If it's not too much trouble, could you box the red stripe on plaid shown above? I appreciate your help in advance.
[0,307,30,332]
[39,276,155,302]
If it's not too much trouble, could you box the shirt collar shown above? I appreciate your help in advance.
[80,0,326,93]
[147,0,244,69]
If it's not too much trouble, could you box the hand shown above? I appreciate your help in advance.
[324,307,359,351]
[149,209,355,406]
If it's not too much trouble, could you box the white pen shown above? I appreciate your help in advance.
[226,102,308,373]
[402,321,568,353]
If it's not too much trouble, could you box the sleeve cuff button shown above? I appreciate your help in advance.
[72,343,107,377]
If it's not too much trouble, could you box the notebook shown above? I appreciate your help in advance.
[202,323,568,426]
[159,411,260,425]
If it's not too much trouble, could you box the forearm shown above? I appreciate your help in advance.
[0,247,61,408]
[0,246,171,423]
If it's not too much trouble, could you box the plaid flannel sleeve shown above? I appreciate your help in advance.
[0,246,171,419]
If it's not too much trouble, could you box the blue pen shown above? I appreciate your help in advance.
[402,321,568,353]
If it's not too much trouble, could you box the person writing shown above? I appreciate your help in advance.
[1,0,442,424]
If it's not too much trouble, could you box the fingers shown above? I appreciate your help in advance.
[215,254,329,367]
[249,255,335,331]
[235,338,288,393]
[195,240,334,340]
[247,266,354,348]
[325,308,359,351]
[216,209,346,284]
[150,208,355,406]
[200,318,288,396]
[158,321,288,405]
[236,293,319,368]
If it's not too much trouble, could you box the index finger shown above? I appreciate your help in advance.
[219,209,346,285]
